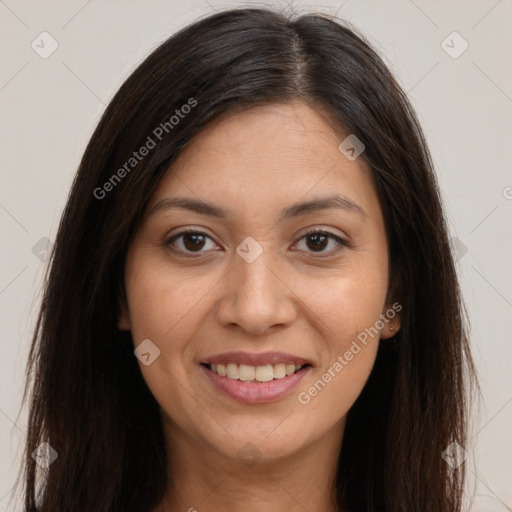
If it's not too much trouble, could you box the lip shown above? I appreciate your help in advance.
[200,363,312,404]
[202,351,313,367]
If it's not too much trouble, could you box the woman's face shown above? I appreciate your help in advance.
[119,102,399,466]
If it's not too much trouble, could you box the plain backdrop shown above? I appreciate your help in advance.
[1,0,511,510]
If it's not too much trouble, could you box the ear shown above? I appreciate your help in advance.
[380,268,402,339]
[380,301,402,340]
[118,300,131,331]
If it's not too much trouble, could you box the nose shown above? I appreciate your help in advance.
[215,248,297,336]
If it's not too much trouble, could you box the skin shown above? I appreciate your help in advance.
[118,101,401,512]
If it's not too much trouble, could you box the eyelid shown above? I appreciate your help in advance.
[297,225,349,242]
[164,227,219,256]
[163,226,350,258]
[293,227,349,257]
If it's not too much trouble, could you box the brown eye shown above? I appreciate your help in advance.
[181,233,207,251]
[305,232,329,251]
[165,230,217,256]
[165,228,348,258]
[295,229,348,256]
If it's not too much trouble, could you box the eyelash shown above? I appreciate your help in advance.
[163,228,349,259]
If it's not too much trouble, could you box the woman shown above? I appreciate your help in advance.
[18,7,476,512]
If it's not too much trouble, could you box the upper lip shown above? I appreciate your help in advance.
[202,351,313,367]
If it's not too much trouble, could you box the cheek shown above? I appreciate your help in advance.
[125,267,210,416]
[295,259,387,414]
[298,346,378,425]
[304,260,389,346]
[124,264,210,396]
[297,282,382,419]
[125,261,216,343]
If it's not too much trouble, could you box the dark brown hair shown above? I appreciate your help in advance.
[16,7,476,511]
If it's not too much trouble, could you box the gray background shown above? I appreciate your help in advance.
[1,0,511,510]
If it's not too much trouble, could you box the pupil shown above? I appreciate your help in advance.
[184,233,205,251]
[308,233,327,251]
[181,233,328,252]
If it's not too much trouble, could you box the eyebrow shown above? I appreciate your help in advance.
[148,194,366,221]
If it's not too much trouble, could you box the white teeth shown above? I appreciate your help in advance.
[255,365,273,382]
[273,363,286,379]
[238,364,255,381]
[208,362,305,381]
[226,363,239,379]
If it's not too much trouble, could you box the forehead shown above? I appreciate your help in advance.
[174,102,348,175]
[148,102,380,224]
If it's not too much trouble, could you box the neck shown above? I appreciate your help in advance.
[156,418,345,512]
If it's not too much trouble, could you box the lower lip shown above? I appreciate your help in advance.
[200,364,312,404]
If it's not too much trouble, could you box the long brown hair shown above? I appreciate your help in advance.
[16,7,476,511]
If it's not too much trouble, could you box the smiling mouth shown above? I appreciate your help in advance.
[202,362,311,383]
